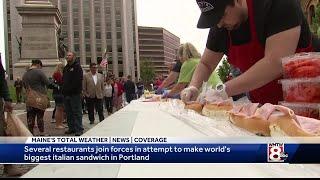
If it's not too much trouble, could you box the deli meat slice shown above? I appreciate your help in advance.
[230,104,245,114]
[296,116,320,135]
[229,103,271,136]
[270,106,320,137]
[230,103,259,117]
[240,103,260,117]
[217,99,234,106]
[274,105,300,126]
[254,103,276,120]
[229,102,320,137]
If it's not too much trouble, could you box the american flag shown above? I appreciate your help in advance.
[100,49,108,68]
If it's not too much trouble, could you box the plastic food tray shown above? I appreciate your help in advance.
[279,78,320,103]
[282,52,320,79]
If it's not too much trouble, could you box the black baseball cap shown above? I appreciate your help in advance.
[196,0,231,29]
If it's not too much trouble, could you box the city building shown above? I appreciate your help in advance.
[138,26,180,76]
[4,0,140,80]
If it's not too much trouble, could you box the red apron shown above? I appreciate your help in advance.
[227,0,314,105]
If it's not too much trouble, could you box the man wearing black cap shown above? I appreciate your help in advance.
[181,0,320,104]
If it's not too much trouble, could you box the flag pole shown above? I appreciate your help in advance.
[103,48,108,78]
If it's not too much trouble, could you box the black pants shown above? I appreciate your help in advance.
[126,94,136,104]
[64,94,83,134]
[86,97,105,122]
[27,106,45,135]
[82,98,87,113]
[104,97,113,114]
[52,106,56,119]
[16,89,22,103]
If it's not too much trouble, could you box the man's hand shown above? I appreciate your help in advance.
[155,87,164,95]
[181,86,199,103]
[162,90,170,99]
[197,83,229,104]
[215,83,229,100]
[4,101,13,113]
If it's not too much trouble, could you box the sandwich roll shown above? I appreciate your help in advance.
[185,101,204,114]
[229,103,272,136]
[202,99,233,121]
[270,106,320,137]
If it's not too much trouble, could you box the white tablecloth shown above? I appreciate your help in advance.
[23,100,320,178]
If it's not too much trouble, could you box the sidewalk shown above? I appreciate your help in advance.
[0,102,110,177]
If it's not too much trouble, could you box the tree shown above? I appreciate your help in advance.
[140,59,156,87]
[217,57,231,83]
[311,4,320,37]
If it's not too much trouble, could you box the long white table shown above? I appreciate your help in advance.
[23,100,320,178]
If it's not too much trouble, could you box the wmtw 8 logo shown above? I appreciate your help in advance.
[267,143,288,162]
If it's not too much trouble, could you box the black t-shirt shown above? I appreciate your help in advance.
[206,0,319,54]
[124,80,136,94]
[172,61,182,73]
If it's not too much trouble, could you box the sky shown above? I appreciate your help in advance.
[0,0,210,69]
[136,0,209,53]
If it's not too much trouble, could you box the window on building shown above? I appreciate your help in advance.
[96,32,101,39]
[106,22,111,29]
[117,32,121,39]
[62,5,67,12]
[116,8,121,15]
[86,44,91,52]
[74,44,80,52]
[116,20,121,28]
[107,32,111,39]
[84,18,90,26]
[72,2,79,12]
[85,31,90,39]
[95,6,101,13]
[73,18,78,25]
[74,31,79,38]
[86,57,91,65]
[62,20,67,26]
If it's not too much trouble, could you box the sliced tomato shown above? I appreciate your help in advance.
[289,66,320,78]
[284,59,320,78]
[284,83,320,103]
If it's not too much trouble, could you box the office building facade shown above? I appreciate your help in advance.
[138,26,180,76]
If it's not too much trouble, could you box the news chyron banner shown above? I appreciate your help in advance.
[0,137,319,164]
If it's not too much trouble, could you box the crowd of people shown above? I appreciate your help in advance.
[1,0,319,177]
[7,52,150,138]
[6,40,246,140]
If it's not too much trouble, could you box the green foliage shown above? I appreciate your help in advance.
[217,57,231,83]
[311,4,320,37]
[140,59,156,86]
